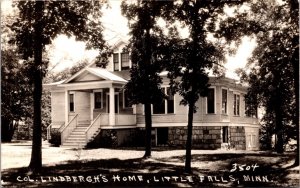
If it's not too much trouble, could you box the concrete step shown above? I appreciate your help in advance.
[72,130,87,133]
[61,144,85,148]
[68,133,86,138]
[71,130,86,134]
[72,131,86,133]
[61,123,100,148]
[63,140,86,144]
[65,135,86,139]
[65,137,86,142]
[73,127,88,130]
[77,124,90,127]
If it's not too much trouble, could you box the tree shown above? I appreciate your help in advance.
[47,59,89,83]
[1,50,33,142]
[9,1,110,173]
[121,0,171,158]
[165,0,233,172]
[219,0,298,162]
[1,13,34,142]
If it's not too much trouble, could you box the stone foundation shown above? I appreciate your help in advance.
[229,126,246,150]
[168,126,222,149]
[168,126,246,150]
[86,126,247,150]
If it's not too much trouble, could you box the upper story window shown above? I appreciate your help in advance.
[113,53,119,71]
[207,88,215,114]
[166,88,174,114]
[234,94,240,116]
[94,92,102,109]
[245,102,257,118]
[121,52,130,70]
[222,89,227,114]
[69,93,75,112]
[153,99,165,114]
[153,87,175,114]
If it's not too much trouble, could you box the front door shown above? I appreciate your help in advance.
[107,93,119,113]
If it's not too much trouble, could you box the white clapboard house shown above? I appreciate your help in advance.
[45,40,259,150]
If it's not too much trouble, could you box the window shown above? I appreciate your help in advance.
[94,92,102,109]
[222,89,227,114]
[121,52,130,70]
[113,53,119,71]
[69,93,74,112]
[222,126,228,143]
[153,99,165,114]
[252,134,258,147]
[234,94,240,116]
[124,91,131,108]
[106,94,119,113]
[153,87,175,114]
[167,88,174,114]
[245,103,257,118]
[247,133,257,148]
[207,88,215,114]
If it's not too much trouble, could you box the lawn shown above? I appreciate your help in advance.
[1,141,299,187]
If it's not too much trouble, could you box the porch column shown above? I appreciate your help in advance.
[65,90,68,124]
[90,92,94,121]
[109,87,115,125]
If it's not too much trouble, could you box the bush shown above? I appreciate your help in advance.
[100,130,118,148]
[49,129,61,146]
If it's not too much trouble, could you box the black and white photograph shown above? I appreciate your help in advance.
[1,0,299,187]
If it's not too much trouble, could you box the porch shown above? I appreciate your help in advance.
[47,67,137,147]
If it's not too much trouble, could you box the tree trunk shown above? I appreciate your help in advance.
[1,117,15,142]
[292,37,299,166]
[185,102,194,173]
[144,102,152,158]
[28,1,44,174]
[275,107,284,154]
[286,0,299,166]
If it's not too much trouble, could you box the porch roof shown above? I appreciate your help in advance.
[62,67,127,84]
[86,67,127,82]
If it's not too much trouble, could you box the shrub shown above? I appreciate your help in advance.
[49,128,61,146]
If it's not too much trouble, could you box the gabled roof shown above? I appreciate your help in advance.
[44,79,66,86]
[62,66,127,84]
[112,40,127,50]
[86,67,127,82]
[110,35,129,50]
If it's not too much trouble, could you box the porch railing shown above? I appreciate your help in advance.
[115,114,136,125]
[85,113,102,143]
[60,114,78,143]
[46,124,52,140]
[47,122,65,141]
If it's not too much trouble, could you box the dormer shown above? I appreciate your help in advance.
[107,39,131,72]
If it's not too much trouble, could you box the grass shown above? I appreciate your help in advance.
[1,141,299,187]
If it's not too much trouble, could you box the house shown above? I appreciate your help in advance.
[45,41,260,150]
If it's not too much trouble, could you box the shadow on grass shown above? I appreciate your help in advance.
[2,153,298,187]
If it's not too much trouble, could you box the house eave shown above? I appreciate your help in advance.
[57,80,126,90]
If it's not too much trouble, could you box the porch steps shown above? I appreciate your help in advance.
[60,124,90,148]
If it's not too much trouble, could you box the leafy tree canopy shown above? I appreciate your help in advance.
[121,1,173,105]
[10,1,111,67]
[218,0,298,154]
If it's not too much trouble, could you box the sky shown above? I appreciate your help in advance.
[1,0,256,79]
